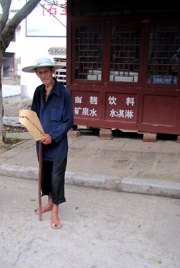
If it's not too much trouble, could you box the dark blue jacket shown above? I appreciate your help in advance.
[31,79,74,161]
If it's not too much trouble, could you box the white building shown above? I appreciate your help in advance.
[4,0,67,98]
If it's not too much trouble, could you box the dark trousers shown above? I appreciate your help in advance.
[41,157,67,205]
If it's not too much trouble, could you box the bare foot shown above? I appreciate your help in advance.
[51,214,63,229]
[34,203,53,215]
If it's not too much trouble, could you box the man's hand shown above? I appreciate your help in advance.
[41,134,52,145]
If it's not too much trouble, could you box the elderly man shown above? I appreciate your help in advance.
[22,58,74,229]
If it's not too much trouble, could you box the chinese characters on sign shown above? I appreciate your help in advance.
[73,92,137,121]
[26,0,67,37]
[108,96,135,119]
[42,3,66,16]
[74,95,98,117]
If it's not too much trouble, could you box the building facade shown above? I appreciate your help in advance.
[66,0,180,140]
[4,0,67,99]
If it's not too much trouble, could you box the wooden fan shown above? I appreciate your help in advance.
[19,110,45,141]
[19,109,45,221]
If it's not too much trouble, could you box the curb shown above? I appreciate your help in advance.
[0,163,180,199]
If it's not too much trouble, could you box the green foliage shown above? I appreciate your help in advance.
[11,135,21,141]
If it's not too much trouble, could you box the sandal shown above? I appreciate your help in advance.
[51,214,63,229]
[34,204,53,215]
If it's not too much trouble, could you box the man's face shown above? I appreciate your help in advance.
[36,67,54,85]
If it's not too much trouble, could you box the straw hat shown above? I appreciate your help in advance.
[22,57,65,73]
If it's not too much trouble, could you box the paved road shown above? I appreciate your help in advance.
[0,175,180,268]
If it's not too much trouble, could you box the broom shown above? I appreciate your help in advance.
[19,109,45,221]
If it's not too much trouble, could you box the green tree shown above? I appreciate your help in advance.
[0,0,41,145]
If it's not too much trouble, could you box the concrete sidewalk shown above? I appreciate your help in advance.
[0,129,180,199]
[1,176,180,268]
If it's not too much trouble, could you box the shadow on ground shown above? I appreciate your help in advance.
[75,127,178,142]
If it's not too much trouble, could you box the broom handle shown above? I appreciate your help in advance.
[38,142,43,221]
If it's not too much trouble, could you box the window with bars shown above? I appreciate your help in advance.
[73,23,180,85]
[75,26,103,80]
[110,26,141,82]
[147,26,180,84]
[54,58,66,85]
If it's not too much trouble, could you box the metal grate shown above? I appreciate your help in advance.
[54,58,66,85]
